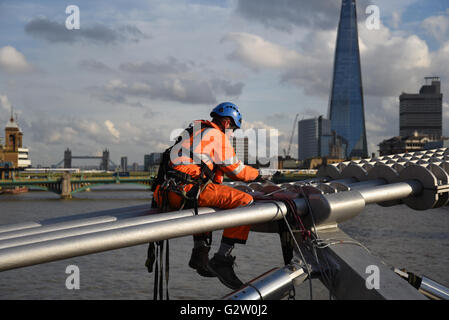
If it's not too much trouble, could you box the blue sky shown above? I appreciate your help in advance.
[0,0,448,166]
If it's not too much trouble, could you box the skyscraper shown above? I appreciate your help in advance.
[328,0,368,158]
[231,136,249,164]
[298,116,331,160]
[120,156,128,172]
[400,77,442,138]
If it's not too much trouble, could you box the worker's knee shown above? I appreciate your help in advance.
[239,193,253,207]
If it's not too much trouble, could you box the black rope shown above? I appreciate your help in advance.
[165,240,170,300]
[151,240,170,300]
[153,243,159,300]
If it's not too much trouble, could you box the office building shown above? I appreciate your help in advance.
[144,154,151,171]
[147,153,162,166]
[231,136,249,164]
[328,0,368,158]
[400,77,443,138]
[298,116,331,160]
[120,156,128,172]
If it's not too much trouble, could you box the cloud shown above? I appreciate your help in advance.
[79,59,115,73]
[235,0,373,32]
[222,31,333,96]
[235,0,340,31]
[210,79,244,97]
[220,20,449,156]
[104,120,120,141]
[119,57,189,74]
[93,78,216,105]
[422,14,449,43]
[222,19,438,99]
[0,95,12,113]
[358,24,431,97]
[222,32,302,70]
[0,46,33,73]
[91,57,245,105]
[24,17,148,45]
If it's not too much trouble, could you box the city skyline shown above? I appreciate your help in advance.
[1,1,449,166]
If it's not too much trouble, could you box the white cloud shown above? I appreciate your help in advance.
[358,23,432,96]
[104,120,120,141]
[223,20,437,100]
[0,94,12,113]
[422,14,449,43]
[0,46,33,73]
[222,32,302,70]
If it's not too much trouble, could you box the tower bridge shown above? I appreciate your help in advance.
[52,148,117,170]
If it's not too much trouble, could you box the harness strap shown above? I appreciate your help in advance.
[147,122,220,300]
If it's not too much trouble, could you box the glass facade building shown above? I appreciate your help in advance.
[328,0,368,158]
[298,116,331,160]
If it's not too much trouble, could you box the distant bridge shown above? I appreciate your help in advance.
[0,173,153,198]
[52,149,117,170]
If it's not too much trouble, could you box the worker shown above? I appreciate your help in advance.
[152,102,265,290]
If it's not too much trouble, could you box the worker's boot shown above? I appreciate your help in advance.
[207,253,244,290]
[188,246,216,278]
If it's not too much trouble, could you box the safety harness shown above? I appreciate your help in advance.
[145,123,217,299]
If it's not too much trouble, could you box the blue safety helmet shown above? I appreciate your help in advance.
[210,102,242,128]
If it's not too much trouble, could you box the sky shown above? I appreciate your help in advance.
[0,0,448,167]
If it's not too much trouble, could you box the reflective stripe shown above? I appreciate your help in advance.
[228,161,245,176]
[222,155,239,166]
[171,158,193,165]
[172,149,214,168]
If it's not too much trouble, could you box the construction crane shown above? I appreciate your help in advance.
[283,113,299,159]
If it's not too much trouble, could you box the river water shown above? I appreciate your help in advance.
[0,185,448,300]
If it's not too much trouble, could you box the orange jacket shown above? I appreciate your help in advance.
[169,120,259,183]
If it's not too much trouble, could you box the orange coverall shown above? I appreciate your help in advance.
[154,120,260,244]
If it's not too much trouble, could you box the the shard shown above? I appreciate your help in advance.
[328,0,368,158]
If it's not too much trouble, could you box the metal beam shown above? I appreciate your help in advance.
[0,207,218,249]
[0,201,288,272]
[0,204,151,236]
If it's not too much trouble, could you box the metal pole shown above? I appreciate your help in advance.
[0,207,218,250]
[0,216,118,242]
[223,265,307,300]
[306,180,423,227]
[0,204,152,239]
[419,276,449,300]
[0,201,288,272]
[358,180,422,204]
[0,221,42,234]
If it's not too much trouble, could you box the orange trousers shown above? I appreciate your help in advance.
[154,183,253,244]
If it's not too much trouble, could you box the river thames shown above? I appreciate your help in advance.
[0,185,448,300]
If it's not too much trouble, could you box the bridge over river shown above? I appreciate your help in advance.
[0,173,152,198]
